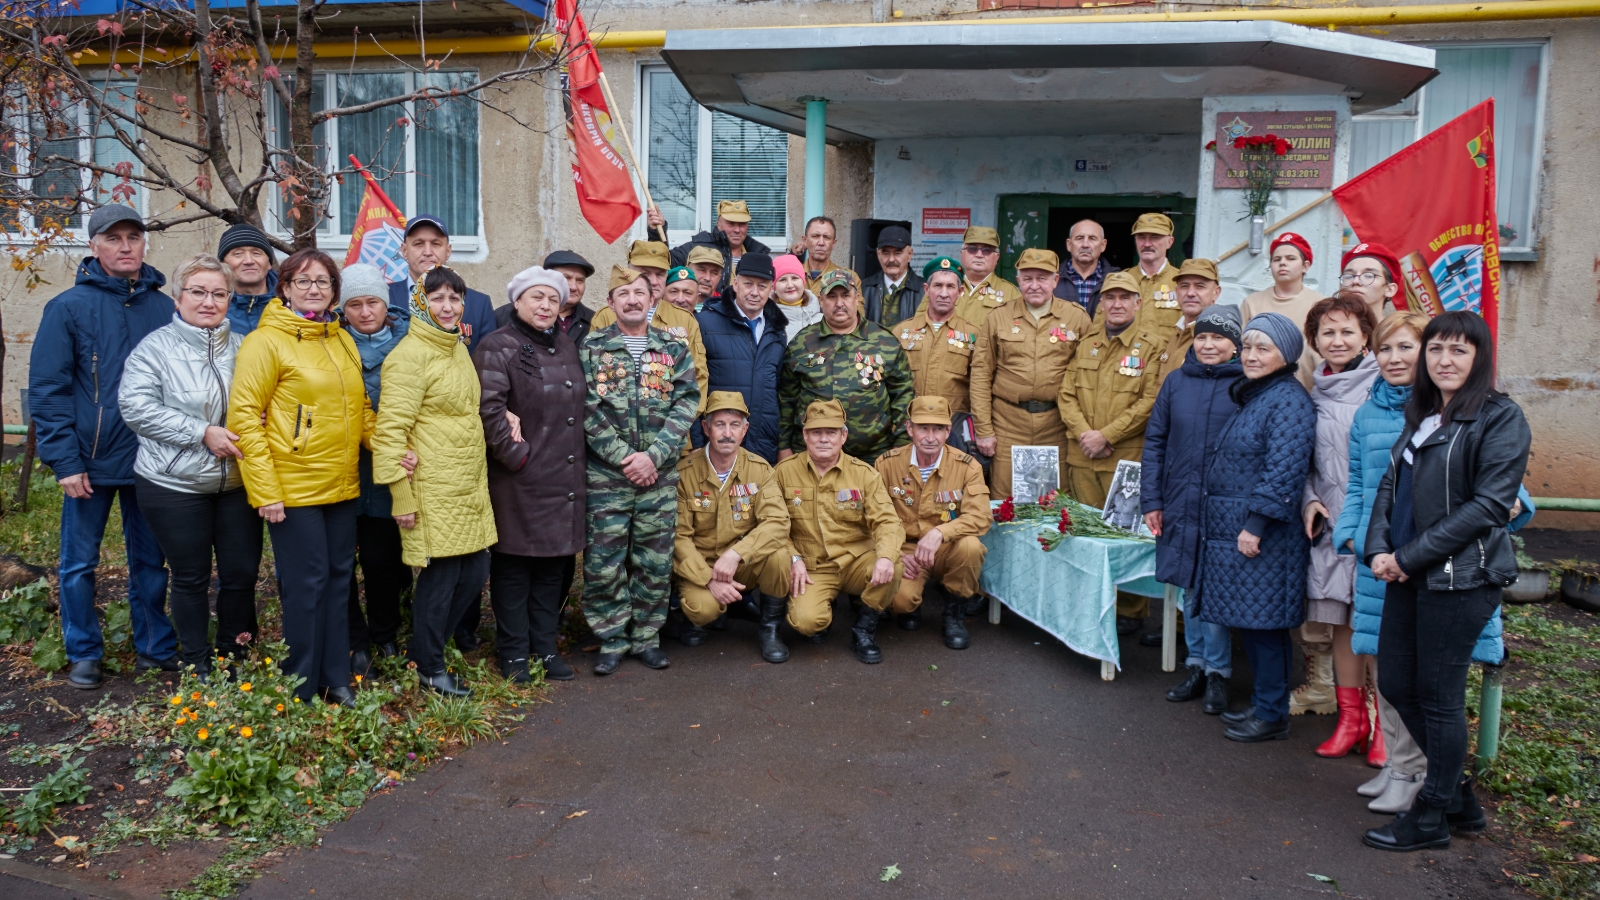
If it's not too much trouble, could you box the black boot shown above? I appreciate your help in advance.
[757,593,789,664]
[807,624,831,645]
[67,659,103,690]
[942,592,970,650]
[1224,715,1290,742]
[679,623,710,647]
[707,613,729,631]
[350,648,373,678]
[592,652,624,676]
[1364,801,1452,852]
[1221,708,1251,725]
[894,612,921,631]
[1202,673,1228,715]
[419,671,471,698]
[851,607,883,664]
[500,657,531,685]
[1446,775,1487,833]
[1165,665,1205,702]
[539,653,576,681]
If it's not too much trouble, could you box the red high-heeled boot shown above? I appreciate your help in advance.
[1366,687,1388,768]
[1315,686,1371,758]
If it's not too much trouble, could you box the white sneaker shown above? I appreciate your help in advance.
[1369,770,1426,814]
[1358,764,1392,798]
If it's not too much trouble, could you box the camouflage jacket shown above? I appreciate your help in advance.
[581,324,701,479]
[778,318,914,461]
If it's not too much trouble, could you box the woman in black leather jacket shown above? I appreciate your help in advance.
[1362,311,1531,853]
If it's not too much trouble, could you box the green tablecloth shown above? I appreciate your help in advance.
[979,521,1162,669]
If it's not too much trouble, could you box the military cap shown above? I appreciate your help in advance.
[818,268,858,295]
[921,256,964,281]
[803,399,847,429]
[961,226,1000,248]
[608,264,646,293]
[1014,248,1060,273]
[1175,258,1219,282]
[1100,270,1143,296]
[1131,213,1174,236]
[716,200,752,223]
[909,396,952,426]
[665,266,696,286]
[704,391,750,417]
[627,240,671,271]
[876,225,912,249]
[685,245,725,269]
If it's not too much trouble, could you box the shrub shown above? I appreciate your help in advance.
[3,757,91,835]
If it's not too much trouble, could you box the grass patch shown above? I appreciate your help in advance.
[0,459,125,569]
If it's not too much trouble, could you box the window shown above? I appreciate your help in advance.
[1350,43,1547,252]
[639,65,789,244]
[271,71,481,245]
[3,81,140,235]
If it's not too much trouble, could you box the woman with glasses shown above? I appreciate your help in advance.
[119,254,262,676]
[229,250,375,705]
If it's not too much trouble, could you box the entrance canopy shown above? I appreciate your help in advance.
[659,20,1437,142]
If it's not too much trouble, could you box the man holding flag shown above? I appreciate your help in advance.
[554,0,643,244]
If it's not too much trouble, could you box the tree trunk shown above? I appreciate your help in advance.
[290,0,320,248]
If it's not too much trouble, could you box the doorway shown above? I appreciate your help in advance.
[996,194,1197,281]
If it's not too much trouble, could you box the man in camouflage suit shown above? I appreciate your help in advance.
[778,269,914,463]
[582,265,701,675]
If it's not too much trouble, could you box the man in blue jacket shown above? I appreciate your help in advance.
[29,205,176,688]
[217,222,277,334]
[387,214,497,355]
[693,252,788,463]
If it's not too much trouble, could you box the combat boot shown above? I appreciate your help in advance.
[942,590,970,650]
[757,593,789,664]
[1289,650,1337,715]
[851,606,883,664]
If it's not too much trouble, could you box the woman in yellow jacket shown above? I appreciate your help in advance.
[228,249,375,705]
[371,266,496,698]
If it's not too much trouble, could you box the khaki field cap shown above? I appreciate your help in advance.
[1176,258,1219,282]
[909,395,952,426]
[962,226,1000,248]
[1131,213,1174,236]
[685,245,725,268]
[608,264,646,293]
[1014,248,1060,273]
[717,200,752,223]
[703,391,751,417]
[803,399,847,430]
[1100,270,1144,295]
[818,268,859,295]
[627,240,671,270]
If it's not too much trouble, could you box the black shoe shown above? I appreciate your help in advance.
[419,671,471,697]
[1225,715,1290,743]
[757,593,789,664]
[851,607,883,665]
[592,652,624,676]
[374,641,401,659]
[1165,665,1205,702]
[807,624,831,645]
[679,624,710,647]
[350,649,373,678]
[634,646,671,670]
[539,654,576,681]
[1220,708,1251,725]
[1364,803,1452,852]
[453,632,482,653]
[67,659,103,690]
[895,612,921,631]
[942,592,970,650]
[500,658,531,685]
[1202,673,1229,715]
[136,654,182,672]
[321,685,358,708]
[962,594,989,618]
[1115,615,1141,636]
[1445,775,1487,833]
[707,613,729,631]
[727,598,761,624]
[1138,631,1164,647]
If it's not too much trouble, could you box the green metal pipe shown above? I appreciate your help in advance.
[1477,663,1504,770]
[804,99,828,224]
[1530,496,1600,512]
[3,424,25,436]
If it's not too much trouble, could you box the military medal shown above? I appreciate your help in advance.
[793,489,803,507]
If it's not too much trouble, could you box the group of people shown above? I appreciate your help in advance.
[30,197,1530,855]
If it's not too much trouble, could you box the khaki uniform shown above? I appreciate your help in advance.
[1155,318,1195,389]
[592,301,709,413]
[672,447,793,626]
[774,452,906,636]
[873,445,991,613]
[1135,261,1183,333]
[918,272,1021,331]
[892,312,978,413]
[969,297,1094,498]
[805,259,857,298]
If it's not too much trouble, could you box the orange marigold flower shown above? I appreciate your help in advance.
[191,692,202,700]
[275,703,285,712]
[241,726,253,737]
[240,682,252,692]
[170,695,183,705]
[175,717,188,725]
[197,728,209,741]
[206,700,217,708]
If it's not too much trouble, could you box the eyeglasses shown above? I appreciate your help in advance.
[963,245,998,256]
[1338,271,1385,286]
[291,277,334,291]
[183,286,231,303]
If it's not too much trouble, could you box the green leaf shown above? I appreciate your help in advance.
[30,619,67,672]
[1307,873,1340,893]
[879,863,901,882]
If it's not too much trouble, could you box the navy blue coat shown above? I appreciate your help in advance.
[388,279,496,356]
[226,270,278,336]
[693,295,790,463]
[29,259,175,485]
[1192,366,1316,631]
[1141,349,1242,592]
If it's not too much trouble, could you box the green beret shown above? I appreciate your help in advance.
[921,256,964,281]
[665,266,696,286]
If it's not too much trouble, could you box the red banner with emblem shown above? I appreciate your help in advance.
[552,0,640,243]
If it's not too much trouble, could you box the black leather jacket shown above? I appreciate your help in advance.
[651,225,772,293]
[1365,393,1531,591]
[860,270,925,327]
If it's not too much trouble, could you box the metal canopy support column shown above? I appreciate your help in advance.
[804,98,828,223]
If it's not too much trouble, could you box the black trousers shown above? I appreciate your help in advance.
[135,476,263,668]
[269,500,357,700]
[489,552,575,662]
[348,515,411,652]
[1377,579,1501,807]
[408,550,491,676]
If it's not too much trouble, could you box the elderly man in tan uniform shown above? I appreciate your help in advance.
[893,256,978,416]
[1154,258,1224,387]
[1128,213,1182,332]
[685,244,726,308]
[874,396,990,650]
[931,226,1020,328]
[593,247,709,414]
[970,248,1094,499]
[775,400,905,665]
[673,392,793,663]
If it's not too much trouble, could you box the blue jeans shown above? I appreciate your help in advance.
[1184,618,1234,678]
[1237,627,1293,723]
[59,484,173,662]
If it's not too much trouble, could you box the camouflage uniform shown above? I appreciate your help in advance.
[581,323,701,655]
[778,319,915,462]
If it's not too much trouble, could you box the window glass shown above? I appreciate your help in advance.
[711,111,788,240]
[646,69,699,236]
[334,72,409,233]
[414,71,480,237]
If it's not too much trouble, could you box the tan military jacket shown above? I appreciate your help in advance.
[774,452,905,567]
[969,297,1094,439]
[891,311,978,414]
[592,301,709,413]
[1057,320,1168,471]
[1156,318,1195,389]
[673,446,790,587]
[874,444,992,544]
[950,272,1022,330]
[1135,260,1183,332]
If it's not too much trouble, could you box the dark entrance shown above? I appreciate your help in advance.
[996,193,1197,281]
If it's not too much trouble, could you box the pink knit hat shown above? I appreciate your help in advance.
[771,254,805,281]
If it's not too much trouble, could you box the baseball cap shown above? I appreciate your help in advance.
[1100,270,1143,295]
[704,391,751,417]
[803,400,846,429]
[403,214,449,239]
[876,225,911,249]
[1175,258,1219,282]
[961,226,1000,248]
[86,204,145,240]
[716,200,751,223]
[627,240,671,271]
[685,245,725,269]
[818,268,858,295]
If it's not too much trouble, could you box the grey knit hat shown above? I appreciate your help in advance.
[506,265,570,307]
[338,263,389,310]
[1243,311,1304,363]
[1193,303,1242,344]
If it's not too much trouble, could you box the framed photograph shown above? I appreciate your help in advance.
[1010,445,1059,505]
[1103,460,1144,532]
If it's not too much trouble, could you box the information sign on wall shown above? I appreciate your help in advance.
[1212,111,1337,190]
[921,207,971,237]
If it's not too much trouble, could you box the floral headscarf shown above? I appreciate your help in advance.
[410,266,462,335]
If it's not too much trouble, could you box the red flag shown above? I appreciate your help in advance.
[1333,99,1500,338]
[552,0,640,243]
[343,156,409,283]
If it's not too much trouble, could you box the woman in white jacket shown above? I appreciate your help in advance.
[119,254,262,674]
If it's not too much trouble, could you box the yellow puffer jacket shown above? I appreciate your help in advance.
[370,318,496,566]
[228,301,375,508]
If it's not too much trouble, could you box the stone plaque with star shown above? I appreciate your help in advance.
[1212,110,1337,190]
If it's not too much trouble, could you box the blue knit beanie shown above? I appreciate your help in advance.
[1243,311,1304,363]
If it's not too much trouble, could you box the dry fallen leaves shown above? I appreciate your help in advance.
[565,810,589,819]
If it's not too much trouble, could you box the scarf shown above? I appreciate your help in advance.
[410,278,462,336]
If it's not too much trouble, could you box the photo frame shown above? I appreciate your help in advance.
[1103,460,1144,532]
[1010,445,1059,505]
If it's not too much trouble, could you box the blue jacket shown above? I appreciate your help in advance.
[349,317,409,518]
[1142,349,1242,592]
[29,259,174,485]
[226,270,278,336]
[1192,367,1316,630]
[693,295,790,463]
[1334,379,1529,664]
[388,279,496,357]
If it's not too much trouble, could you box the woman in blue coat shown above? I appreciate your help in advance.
[1192,312,1316,743]
[1142,305,1243,714]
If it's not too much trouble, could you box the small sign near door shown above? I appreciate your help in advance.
[1074,159,1110,173]
[1213,110,1337,189]
[922,207,971,239]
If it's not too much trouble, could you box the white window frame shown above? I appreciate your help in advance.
[4,80,142,244]
[267,69,484,254]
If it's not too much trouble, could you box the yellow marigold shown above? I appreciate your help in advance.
[170,695,183,705]
[240,683,253,692]
[293,698,301,704]
[354,675,363,683]
[265,657,273,665]
[240,726,253,738]
[206,700,217,708]
[197,728,209,741]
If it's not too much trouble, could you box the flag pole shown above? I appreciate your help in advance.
[594,69,661,241]
[1215,191,1332,262]
[347,154,406,222]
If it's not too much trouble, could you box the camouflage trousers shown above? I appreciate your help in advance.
[583,467,679,655]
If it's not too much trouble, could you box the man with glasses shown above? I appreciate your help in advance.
[1053,219,1112,318]
[29,204,177,688]
[388,214,498,354]
[943,226,1020,329]
[1337,241,1402,324]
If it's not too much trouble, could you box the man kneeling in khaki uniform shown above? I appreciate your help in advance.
[874,397,990,650]
[673,393,793,663]
[775,400,905,664]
